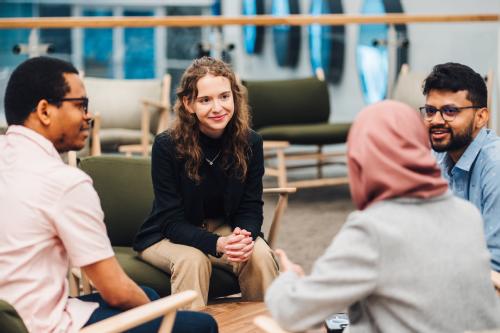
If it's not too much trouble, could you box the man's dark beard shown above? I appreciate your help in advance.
[429,122,474,152]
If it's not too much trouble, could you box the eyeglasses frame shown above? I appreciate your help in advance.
[418,105,484,122]
[46,97,89,115]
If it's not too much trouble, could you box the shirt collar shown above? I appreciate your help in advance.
[451,127,489,172]
[6,125,61,160]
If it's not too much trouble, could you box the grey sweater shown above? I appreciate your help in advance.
[266,192,500,332]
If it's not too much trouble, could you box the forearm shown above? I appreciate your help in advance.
[163,221,219,256]
[107,277,150,309]
[265,272,333,332]
[82,257,150,310]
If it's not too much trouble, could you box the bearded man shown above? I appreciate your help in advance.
[420,62,500,287]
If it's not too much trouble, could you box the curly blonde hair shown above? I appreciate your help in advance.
[170,57,251,183]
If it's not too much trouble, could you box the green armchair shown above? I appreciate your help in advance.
[0,300,28,333]
[78,155,294,300]
[244,77,351,188]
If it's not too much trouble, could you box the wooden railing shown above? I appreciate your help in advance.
[0,14,498,29]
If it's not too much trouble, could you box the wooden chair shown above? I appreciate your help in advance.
[485,68,494,128]
[243,77,351,189]
[0,290,197,333]
[390,64,426,111]
[74,155,295,299]
[254,315,292,333]
[85,74,171,156]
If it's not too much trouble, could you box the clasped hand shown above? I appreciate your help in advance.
[216,227,254,263]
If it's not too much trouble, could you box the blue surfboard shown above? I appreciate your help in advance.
[308,0,345,84]
[357,0,408,104]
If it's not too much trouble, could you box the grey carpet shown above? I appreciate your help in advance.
[262,184,355,273]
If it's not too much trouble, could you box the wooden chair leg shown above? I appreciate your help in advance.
[486,68,494,128]
[90,113,102,156]
[276,148,287,188]
[317,145,324,179]
[141,103,151,157]
[267,192,288,249]
[68,269,80,297]
[81,270,92,295]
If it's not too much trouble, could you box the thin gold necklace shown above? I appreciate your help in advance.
[205,151,221,166]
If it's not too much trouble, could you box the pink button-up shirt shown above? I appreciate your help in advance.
[0,126,114,333]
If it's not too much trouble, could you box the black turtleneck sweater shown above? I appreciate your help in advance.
[199,132,226,219]
[133,130,264,257]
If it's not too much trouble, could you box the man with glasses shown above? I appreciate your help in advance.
[420,62,500,288]
[0,57,217,333]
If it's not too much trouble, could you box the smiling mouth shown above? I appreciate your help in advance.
[210,114,226,121]
[430,128,451,140]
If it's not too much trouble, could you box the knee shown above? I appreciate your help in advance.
[174,311,219,333]
[251,237,275,261]
[140,286,160,301]
[171,247,211,273]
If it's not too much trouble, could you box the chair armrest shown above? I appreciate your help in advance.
[141,99,169,111]
[253,315,291,333]
[263,188,296,194]
[263,188,297,249]
[140,99,171,156]
[80,290,197,333]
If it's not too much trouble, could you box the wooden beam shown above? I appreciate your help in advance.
[0,14,498,30]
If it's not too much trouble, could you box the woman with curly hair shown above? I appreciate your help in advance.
[133,57,279,309]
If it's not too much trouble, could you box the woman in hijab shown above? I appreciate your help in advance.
[265,100,500,333]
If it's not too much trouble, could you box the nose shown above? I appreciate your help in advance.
[429,110,445,124]
[212,99,223,112]
[84,111,94,125]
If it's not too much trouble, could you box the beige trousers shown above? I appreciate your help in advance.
[138,222,279,310]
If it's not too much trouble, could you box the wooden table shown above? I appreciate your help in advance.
[203,301,269,333]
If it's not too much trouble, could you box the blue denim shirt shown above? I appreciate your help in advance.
[436,128,500,271]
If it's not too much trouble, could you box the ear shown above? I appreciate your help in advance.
[183,96,195,114]
[33,99,52,126]
[475,107,489,129]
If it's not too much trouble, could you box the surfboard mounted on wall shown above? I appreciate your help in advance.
[357,0,408,104]
[272,0,301,68]
[308,0,345,84]
[242,0,265,55]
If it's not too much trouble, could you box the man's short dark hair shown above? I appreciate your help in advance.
[4,56,79,125]
[422,62,487,108]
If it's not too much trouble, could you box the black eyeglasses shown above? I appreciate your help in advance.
[418,105,483,122]
[47,97,89,115]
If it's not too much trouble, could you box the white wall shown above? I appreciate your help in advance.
[223,0,500,129]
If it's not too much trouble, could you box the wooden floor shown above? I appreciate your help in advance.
[203,301,269,333]
[203,300,327,333]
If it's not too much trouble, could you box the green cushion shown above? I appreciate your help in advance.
[79,156,153,246]
[244,77,330,130]
[258,122,351,145]
[80,156,241,299]
[99,129,154,152]
[0,300,29,333]
[115,246,240,299]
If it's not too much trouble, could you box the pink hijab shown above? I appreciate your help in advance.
[347,100,448,210]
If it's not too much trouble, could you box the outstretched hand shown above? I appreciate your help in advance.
[275,249,305,277]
